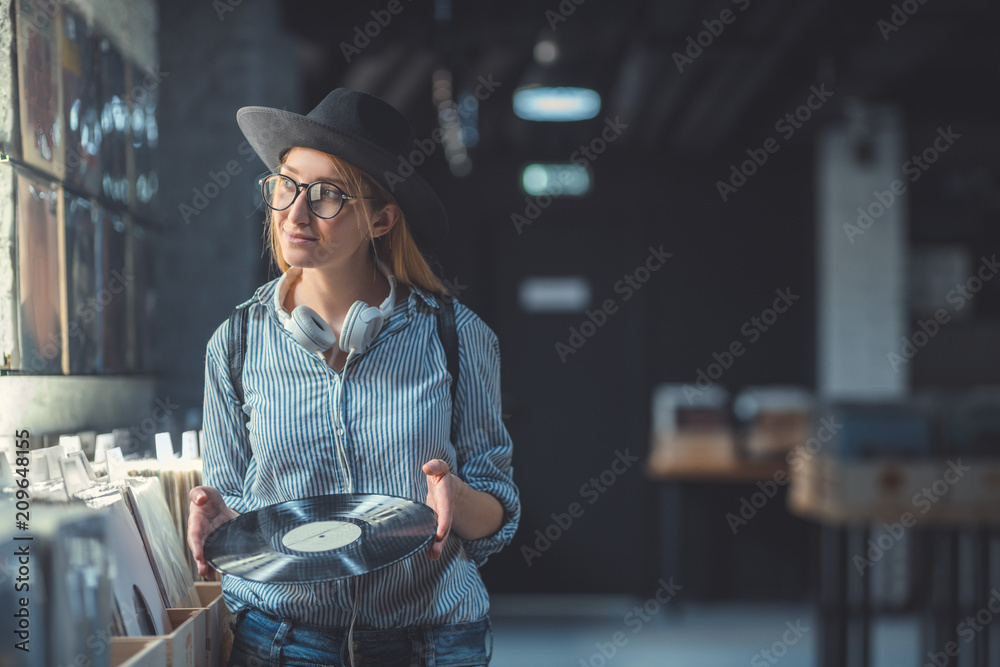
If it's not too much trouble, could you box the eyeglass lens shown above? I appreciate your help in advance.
[262,175,345,218]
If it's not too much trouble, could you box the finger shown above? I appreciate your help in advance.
[427,534,444,560]
[422,459,450,478]
[197,558,217,580]
[189,486,208,505]
[435,498,452,542]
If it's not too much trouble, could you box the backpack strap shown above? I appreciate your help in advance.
[227,305,251,427]
[435,293,460,445]
[226,293,460,439]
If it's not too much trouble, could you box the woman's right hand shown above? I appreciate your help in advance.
[187,485,237,580]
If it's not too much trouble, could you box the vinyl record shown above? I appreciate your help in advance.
[204,493,438,583]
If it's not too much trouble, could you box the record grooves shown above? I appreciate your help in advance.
[204,493,437,583]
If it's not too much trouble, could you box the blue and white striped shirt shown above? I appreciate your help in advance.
[201,268,520,628]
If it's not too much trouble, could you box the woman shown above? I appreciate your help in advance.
[186,88,520,667]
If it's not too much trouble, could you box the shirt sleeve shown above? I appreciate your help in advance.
[450,307,521,567]
[201,318,254,515]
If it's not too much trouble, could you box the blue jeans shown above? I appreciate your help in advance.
[226,607,493,667]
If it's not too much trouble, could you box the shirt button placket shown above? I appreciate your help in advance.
[330,374,350,489]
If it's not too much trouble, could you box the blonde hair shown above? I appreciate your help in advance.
[265,150,448,294]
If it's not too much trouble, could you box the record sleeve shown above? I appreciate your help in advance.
[79,484,171,636]
[65,193,99,373]
[97,207,128,373]
[16,0,63,176]
[127,59,159,219]
[205,494,438,584]
[97,37,128,207]
[16,173,63,374]
[130,224,155,372]
[60,8,101,194]
[124,477,200,609]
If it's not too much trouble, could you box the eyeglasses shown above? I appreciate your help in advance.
[259,173,374,219]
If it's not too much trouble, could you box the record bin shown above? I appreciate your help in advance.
[110,639,167,667]
[111,608,207,667]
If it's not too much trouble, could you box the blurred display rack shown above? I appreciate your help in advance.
[0,375,155,444]
[0,150,165,231]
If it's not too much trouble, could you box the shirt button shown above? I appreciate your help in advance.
[336,427,344,436]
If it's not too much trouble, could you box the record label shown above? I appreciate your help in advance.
[281,521,362,552]
[204,493,437,583]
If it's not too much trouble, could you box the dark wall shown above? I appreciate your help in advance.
[426,136,817,596]
[154,0,300,422]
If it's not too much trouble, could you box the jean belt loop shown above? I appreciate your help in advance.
[425,624,436,667]
[485,616,494,662]
[269,618,293,666]
[229,605,252,633]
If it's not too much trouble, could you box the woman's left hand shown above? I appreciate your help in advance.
[423,459,462,560]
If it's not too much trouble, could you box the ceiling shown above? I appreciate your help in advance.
[279,0,1000,162]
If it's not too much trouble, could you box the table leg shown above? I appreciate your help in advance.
[923,528,959,663]
[819,523,848,667]
[845,525,870,667]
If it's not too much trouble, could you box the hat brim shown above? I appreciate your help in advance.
[237,106,448,250]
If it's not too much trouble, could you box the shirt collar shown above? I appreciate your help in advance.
[253,267,441,321]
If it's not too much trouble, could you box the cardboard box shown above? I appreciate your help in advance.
[114,608,207,667]
[789,456,1000,524]
[111,638,167,667]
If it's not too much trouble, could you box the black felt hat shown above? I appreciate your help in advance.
[237,88,448,249]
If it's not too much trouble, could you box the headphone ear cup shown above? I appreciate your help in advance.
[289,306,336,354]
[340,301,368,353]
[341,303,388,353]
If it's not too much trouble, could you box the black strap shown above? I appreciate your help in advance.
[226,292,460,439]
[228,305,251,426]
[435,293,460,445]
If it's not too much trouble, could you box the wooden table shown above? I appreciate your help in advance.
[646,448,799,602]
[787,457,1000,667]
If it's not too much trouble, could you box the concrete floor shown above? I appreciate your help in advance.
[488,596,920,667]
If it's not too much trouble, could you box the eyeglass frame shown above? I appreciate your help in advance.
[258,173,375,219]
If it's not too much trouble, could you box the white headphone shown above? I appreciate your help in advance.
[283,262,397,356]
